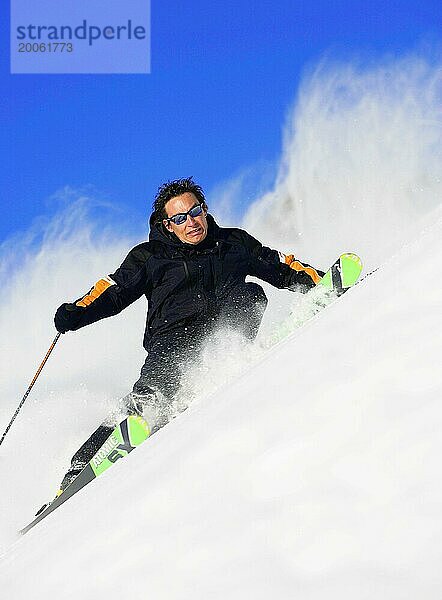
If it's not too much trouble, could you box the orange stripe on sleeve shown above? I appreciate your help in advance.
[284,256,322,285]
[288,260,321,285]
[76,277,115,307]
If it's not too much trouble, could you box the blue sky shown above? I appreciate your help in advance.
[1,0,440,240]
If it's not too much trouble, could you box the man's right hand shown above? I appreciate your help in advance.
[54,303,84,333]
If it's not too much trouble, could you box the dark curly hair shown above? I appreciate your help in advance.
[152,177,207,221]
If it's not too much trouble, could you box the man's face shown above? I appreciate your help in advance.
[163,192,209,245]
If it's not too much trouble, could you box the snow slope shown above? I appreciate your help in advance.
[1,209,441,599]
[1,53,441,598]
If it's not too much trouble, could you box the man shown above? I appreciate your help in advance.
[53,177,323,494]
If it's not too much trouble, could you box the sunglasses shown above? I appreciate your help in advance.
[165,203,204,226]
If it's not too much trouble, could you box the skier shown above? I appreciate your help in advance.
[52,177,324,496]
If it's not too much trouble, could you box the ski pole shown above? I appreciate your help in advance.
[0,332,62,448]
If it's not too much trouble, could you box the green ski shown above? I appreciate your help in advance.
[262,252,363,348]
[21,415,150,534]
[318,252,363,295]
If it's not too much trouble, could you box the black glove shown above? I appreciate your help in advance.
[54,303,84,333]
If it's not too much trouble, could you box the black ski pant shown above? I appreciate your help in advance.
[60,282,267,490]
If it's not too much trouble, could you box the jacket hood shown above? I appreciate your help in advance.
[148,212,220,250]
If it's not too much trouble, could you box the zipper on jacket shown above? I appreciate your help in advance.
[182,260,191,284]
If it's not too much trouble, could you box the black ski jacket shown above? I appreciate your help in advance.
[55,215,319,349]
